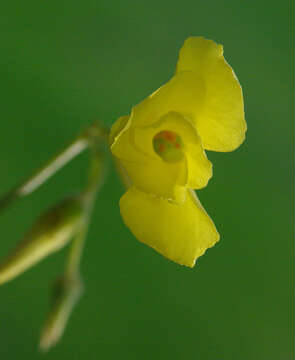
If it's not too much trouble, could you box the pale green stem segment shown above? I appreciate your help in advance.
[39,275,83,352]
[0,137,87,211]
[38,126,108,352]
[0,121,109,351]
[0,122,108,212]
[66,147,106,279]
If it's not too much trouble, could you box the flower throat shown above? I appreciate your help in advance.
[153,130,184,163]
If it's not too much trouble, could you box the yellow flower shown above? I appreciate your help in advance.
[110,37,246,267]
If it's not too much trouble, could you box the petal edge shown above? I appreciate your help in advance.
[120,187,219,267]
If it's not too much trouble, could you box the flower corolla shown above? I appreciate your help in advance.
[110,37,246,267]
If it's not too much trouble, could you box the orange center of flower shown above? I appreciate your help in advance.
[152,130,184,162]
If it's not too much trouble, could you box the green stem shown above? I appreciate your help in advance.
[0,121,109,281]
[38,124,109,351]
[64,220,89,279]
[0,120,110,351]
[65,143,108,279]
[0,122,108,212]
[0,136,87,212]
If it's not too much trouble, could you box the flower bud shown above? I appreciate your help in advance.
[0,196,84,285]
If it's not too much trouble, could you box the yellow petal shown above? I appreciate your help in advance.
[109,115,129,146]
[112,111,212,201]
[133,111,212,190]
[120,186,219,267]
[131,71,205,127]
[185,147,212,190]
[118,157,187,203]
[112,120,186,201]
[111,117,150,164]
[177,37,247,152]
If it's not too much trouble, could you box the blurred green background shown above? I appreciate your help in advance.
[0,0,294,359]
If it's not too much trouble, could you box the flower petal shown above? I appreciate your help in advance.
[185,146,212,190]
[176,37,246,152]
[109,115,129,146]
[120,186,219,267]
[131,71,205,127]
[111,117,149,164]
[118,158,187,203]
[112,111,212,199]
[111,117,187,202]
[133,111,212,189]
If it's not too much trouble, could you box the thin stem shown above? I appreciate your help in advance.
[65,145,107,279]
[0,136,87,213]
[38,124,109,352]
[0,120,109,351]
[18,138,88,197]
[0,121,109,280]
[65,220,89,279]
[0,122,109,213]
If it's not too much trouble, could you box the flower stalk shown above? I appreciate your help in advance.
[39,275,83,352]
[0,121,109,351]
[65,145,107,280]
[0,122,108,213]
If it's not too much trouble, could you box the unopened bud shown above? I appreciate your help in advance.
[0,196,84,285]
